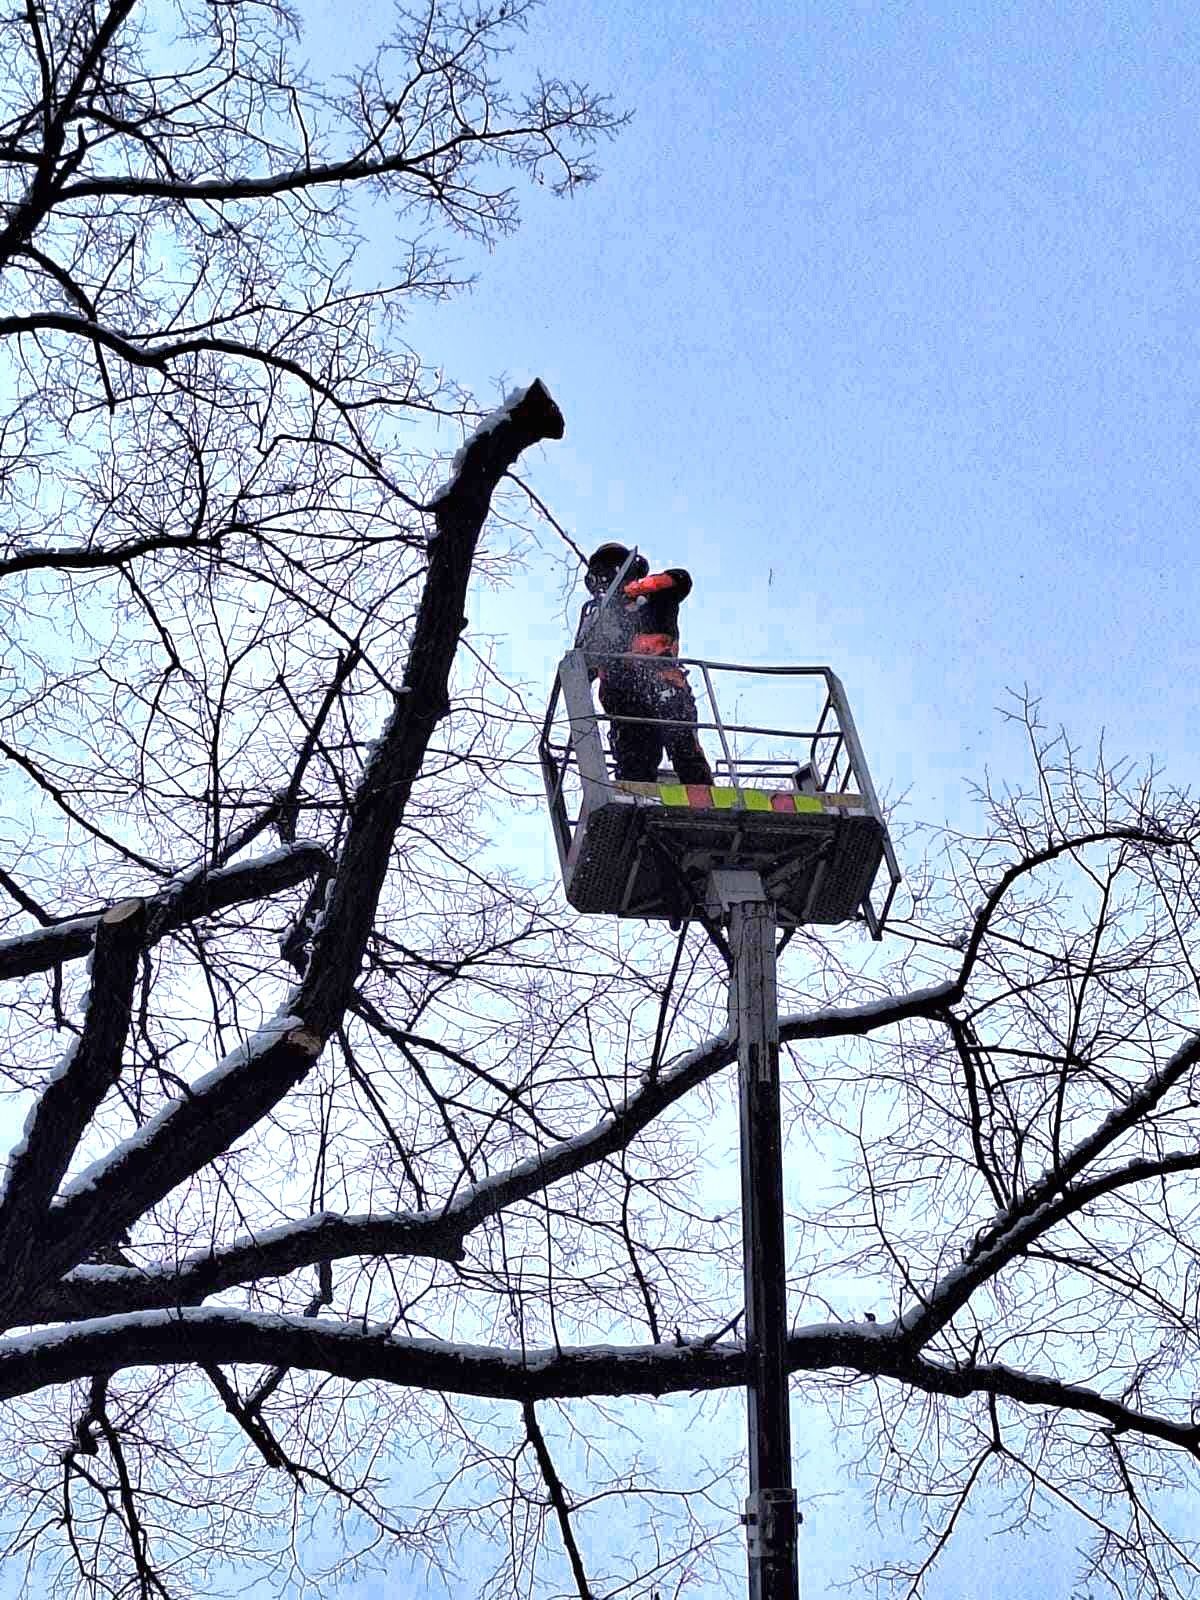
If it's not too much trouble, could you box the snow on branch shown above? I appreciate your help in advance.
[0,1306,812,1404]
[427,384,548,512]
[0,899,145,1314]
[30,1208,467,1323]
[19,383,566,1292]
[450,981,949,1237]
[0,842,329,983]
[27,983,954,1325]
[0,528,220,579]
[294,379,564,1042]
[779,980,957,1040]
[898,1028,1200,1348]
[35,1013,322,1289]
[2,1309,1197,1461]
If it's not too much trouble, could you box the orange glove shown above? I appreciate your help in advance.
[623,573,676,598]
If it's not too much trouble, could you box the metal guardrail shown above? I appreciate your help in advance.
[540,652,902,936]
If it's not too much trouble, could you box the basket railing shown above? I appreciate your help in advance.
[539,651,902,934]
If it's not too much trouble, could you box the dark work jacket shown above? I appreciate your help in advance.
[620,568,693,655]
[575,568,693,657]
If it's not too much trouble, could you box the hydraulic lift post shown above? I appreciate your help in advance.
[541,653,902,1599]
[708,868,800,1600]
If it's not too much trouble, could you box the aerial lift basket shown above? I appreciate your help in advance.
[540,653,901,935]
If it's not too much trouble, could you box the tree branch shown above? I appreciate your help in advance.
[295,380,564,1041]
[1,1310,1196,1466]
[0,528,219,579]
[900,1028,1200,1345]
[29,1208,464,1322]
[26,984,954,1324]
[0,842,330,983]
[898,1353,1200,1461]
[54,117,595,208]
[0,313,375,435]
[522,1400,595,1600]
[0,899,145,1310]
[34,1019,325,1291]
[22,383,565,1286]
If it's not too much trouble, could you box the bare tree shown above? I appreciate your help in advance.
[4,4,1200,1599]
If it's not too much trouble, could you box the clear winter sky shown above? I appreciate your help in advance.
[17,4,1198,1598]
[386,0,1200,841]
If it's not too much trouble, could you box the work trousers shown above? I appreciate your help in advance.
[598,663,714,786]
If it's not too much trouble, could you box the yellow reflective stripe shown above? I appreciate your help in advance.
[618,781,868,814]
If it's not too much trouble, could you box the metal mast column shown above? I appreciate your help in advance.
[708,869,799,1600]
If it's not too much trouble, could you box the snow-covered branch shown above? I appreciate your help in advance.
[294,379,564,1043]
[31,1208,467,1322]
[13,384,566,1299]
[900,1352,1200,1459]
[34,1016,323,1292]
[0,899,145,1313]
[25,984,949,1324]
[0,842,329,983]
[4,1310,1198,1464]
[899,1028,1200,1347]
[779,980,957,1041]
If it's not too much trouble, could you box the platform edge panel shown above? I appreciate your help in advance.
[642,810,886,925]
[563,799,645,915]
[565,800,887,924]
[805,817,886,923]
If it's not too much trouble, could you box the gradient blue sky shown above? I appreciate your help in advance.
[297,2,1197,1594]
[382,0,1200,838]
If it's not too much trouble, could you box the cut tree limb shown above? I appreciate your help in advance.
[0,899,145,1311]
[296,380,564,1040]
[0,842,329,983]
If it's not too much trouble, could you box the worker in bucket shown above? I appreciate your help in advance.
[575,542,714,786]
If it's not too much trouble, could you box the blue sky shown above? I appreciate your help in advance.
[362,0,1200,839]
[290,1,1200,1593]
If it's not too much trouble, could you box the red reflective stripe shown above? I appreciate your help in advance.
[629,633,677,655]
[770,793,797,813]
[686,784,713,807]
[623,573,676,597]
